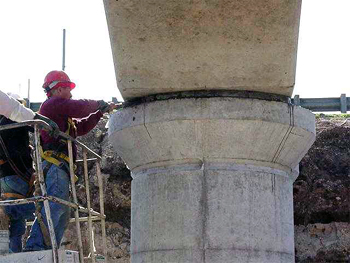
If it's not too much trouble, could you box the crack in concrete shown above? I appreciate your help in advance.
[271,173,276,193]
[201,168,208,263]
[272,104,295,163]
[143,103,152,139]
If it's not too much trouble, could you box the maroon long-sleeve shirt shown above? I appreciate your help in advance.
[39,97,103,159]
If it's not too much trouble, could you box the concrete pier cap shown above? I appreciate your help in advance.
[104,0,316,262]
[103,0,302,99]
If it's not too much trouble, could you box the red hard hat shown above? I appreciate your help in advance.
[42,70,76,95]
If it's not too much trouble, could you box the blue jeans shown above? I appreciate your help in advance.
[25,161,71,251]
[0,175,35,253]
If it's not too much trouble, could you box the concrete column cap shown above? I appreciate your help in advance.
[109,97,315,176]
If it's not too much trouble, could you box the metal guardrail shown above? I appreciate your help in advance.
[28,102,41,112]
[0,120,107,263]
[292,94,349,113]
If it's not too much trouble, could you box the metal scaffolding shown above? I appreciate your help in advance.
[0,120,107,263]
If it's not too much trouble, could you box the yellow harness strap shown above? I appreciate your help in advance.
[39,116,72,168]
[67,117,77,137]
[40,149,70,167]
[39,117,78,182]
[39,148,78,182]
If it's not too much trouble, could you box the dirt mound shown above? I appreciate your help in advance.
[294,118,350,226]
[294,117,350,262]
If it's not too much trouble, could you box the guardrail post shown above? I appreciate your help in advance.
[340,94,347,113]
[294,95,300,106]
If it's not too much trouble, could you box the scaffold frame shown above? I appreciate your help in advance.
[0,120,108,263]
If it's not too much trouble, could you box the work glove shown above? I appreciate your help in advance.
[34,113,60,138]
[98,100,122,113]
[97,100,110,113]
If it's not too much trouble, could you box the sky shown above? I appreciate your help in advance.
[0,0,122,102]
[0,0,349,103]
[293,0,350,98]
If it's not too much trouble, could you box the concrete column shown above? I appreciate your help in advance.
[108,97,315,262]
[104,0,315,262]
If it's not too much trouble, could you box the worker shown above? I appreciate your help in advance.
[0,93,37,252]
[25,70,118,251]
[0,90,59,134]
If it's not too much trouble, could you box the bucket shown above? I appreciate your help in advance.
[0,230,9,255]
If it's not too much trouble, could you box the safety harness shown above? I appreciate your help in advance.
[40,117,78,179]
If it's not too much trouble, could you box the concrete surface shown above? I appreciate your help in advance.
[103,0,302,99]
[0,249,79,263]
[0,230,9,255]
[295,222,350,261]
[108,97,316,263]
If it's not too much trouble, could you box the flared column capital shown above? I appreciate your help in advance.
[108,97,315,179]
